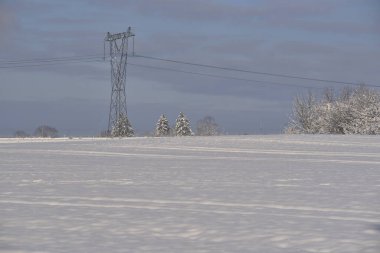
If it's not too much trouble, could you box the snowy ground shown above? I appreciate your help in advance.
[1,135,379,253]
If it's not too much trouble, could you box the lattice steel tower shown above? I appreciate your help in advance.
[104,27,135,133]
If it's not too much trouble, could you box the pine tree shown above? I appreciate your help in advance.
[175,112,193,136]
[155,114,170,136]
[111,114,134,137]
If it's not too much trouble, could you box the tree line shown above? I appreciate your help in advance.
[14,85,380,138]
[12,113,220,138]
[110,112,220,137]
[14,125,59,138]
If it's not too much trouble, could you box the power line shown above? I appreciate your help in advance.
[133,54,377,88]
[0,53,377,88]
[0,55,322,89]
[0,57,322,89]
[0,58,103,69]
[127,63,324,90]
[0,54,103,64]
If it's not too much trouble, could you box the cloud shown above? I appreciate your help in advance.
[0,3,18,45]
[274,41,337,56]
[91,0,256,23]
[96,0,357,38]
[258,0,379,36]
[93,0,336,24]
[0,7,11,31]
[263,0,338,16]
[268,18,380,36]
[1,0,379,135]
[93,0,379,37]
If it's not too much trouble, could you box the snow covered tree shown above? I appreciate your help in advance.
[286,92,319,134]
[111,114,134,137]
[286,85,380,135]
[342,86,380,134]
[196,116,219,136]
[155,114,170,136]
[175,112,193,136]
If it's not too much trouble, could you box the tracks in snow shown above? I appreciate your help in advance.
[1,145,380,165]
[1,195,379,224]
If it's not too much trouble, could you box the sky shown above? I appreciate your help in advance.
[0,0,379,136]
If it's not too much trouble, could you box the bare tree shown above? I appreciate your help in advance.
[286,91,319,134]
[34,125,59,138]
[14,130,30,138]
[196,116,220,136]
[99,130,111,137]
[323,87,335,103]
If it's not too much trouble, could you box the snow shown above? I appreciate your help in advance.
[1,135,379,252]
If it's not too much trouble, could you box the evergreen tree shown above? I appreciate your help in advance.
[111,114,134,137]
[175,112,193,136]
[155,114,170,136]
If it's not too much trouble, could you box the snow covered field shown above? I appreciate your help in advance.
[1,135,379,253]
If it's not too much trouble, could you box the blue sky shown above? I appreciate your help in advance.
[0,0,379,136]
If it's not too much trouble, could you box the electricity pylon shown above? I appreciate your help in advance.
[104,27,135,133]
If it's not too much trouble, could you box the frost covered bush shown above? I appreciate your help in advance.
[111,114,134,137]
[175,112,193,136]
[286,86,380,135]
[155,114,170,136]
[342,86,380,134]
